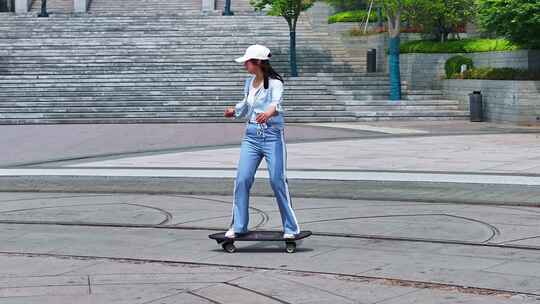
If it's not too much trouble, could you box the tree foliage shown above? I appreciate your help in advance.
[250,0,316,76]
[251,0,315,29]
[477,0,540,48]
[377,0,400,37]
[401,0,475,42]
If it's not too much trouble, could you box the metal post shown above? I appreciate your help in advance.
[38,0,48,17]
[222,0,233,15]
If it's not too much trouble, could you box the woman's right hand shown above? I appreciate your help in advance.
[224,107,235,118]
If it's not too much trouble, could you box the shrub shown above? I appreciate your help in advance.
[449,67,540,80]
[445,55,474,78]
[400,38,522,53]
[328,9,379,23]
[347,26,386,36]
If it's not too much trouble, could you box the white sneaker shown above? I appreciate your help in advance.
[225,228,236,238]
[283,233,295,239]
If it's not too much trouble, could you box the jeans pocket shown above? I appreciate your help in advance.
[266,126,282,137]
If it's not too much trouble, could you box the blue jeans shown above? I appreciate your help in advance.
[229,122,301,235]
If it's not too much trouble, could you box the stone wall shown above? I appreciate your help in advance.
[442,79,540,125]
[401,50,540,90]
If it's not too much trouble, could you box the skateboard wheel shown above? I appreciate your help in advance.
[285,241,296,253]
[222,242,236,253]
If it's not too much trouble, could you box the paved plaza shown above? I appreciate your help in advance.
[0,121,540,303]
[2,0,540,300]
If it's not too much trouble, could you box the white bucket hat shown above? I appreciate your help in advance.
[234,44,272,63]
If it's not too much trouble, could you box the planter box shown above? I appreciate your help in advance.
[401,50,540,90]
[442,79,540,125]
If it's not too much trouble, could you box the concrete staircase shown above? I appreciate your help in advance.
[0,0,468,124]
[0,13,362,124]
[316,72,469,121]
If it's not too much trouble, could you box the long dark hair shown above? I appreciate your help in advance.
[250,57,284,89]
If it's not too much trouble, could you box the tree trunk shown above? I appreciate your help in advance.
[288,18,298,77]
[388,35,401,100]
[289,30,298,77]
[387,12,402,101]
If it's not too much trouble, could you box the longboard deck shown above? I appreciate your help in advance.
[209,230,312,242]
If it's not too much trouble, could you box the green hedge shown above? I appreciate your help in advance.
[400,38,522,53]
[449,67,540,80]
[328,9,379,24]
[445,55,474,78]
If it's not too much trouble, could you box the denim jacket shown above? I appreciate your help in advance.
[234,75,285,129]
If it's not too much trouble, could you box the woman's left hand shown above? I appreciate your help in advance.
[256,105,277,123]
[255,112,270,124]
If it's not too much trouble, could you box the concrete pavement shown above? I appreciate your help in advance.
[1,121,540,303]
[0,192,540,303]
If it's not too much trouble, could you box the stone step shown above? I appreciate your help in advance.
[0,33,336,40]
[0,71,354,77]
[317,74,390,80]
[0,110,356,119]
[0,19,311,26]
[0,79,337,87]
[353,110,469,118]
[326,84,392,90]
[0,82,334,89]
[0,57,358,66]
[404,90,446,100]
[0,90,336,97]
[355,116,469,122]
[0,19,312,26]
[406,95,448,101]
[0,89,335,96]
[342,99,461,106]
[0,42,349,48]
[0,74,324,81]
[347,105,461,111]
[0,104,347,113]
[332,89,394,95]
[0,116,358,124]
[0,99,342,106]
[0,70,360,77]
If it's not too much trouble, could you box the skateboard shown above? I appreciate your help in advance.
[209,230,312,253]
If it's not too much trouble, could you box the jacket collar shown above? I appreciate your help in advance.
[249,75,265,98]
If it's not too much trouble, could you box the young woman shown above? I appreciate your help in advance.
[223,44,301,239]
